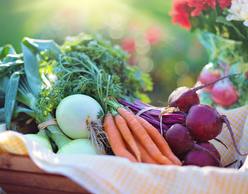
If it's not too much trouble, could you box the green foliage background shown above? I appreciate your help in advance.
[0,0,208,105]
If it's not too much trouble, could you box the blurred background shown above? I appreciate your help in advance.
[0,0,208,105]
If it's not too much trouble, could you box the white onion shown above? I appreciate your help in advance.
[58,139,98,155]
[56,94,103,139]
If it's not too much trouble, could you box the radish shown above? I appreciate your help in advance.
[168,75,234,112]
[56,94,103,139]
[198,63,221,91]
[186,104,248,156]
[165,124,194,156]
[211,79,238,107]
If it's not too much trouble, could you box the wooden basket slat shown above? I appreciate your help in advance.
[0,154,43,173]
[1,183,87,194]
[0,154,90,194]
[0,169,85,192]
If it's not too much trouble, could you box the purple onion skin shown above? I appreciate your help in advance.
[165,124,194,156]
[186,104,223,142]
[183,149,221,167]
[198,142,221,161]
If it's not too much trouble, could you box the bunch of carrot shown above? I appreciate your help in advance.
[103,106,182,165]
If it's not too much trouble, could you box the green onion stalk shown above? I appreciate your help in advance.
[17,79,71,149]
[1,38,72,150]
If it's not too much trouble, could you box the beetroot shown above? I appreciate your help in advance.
[199,142,221,161]
[211,79,238,107]
[186,104,248,156]
[186,104,223,141]
[165,124,194,156]
[183,148,221,167]
[198,63,221,91]
[168,75,234,112]
[168,87,200,112]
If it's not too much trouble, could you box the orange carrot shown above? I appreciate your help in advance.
[137,116,182,166]
[103,113,137,162]
[115,114,141,162]
[117,107,173,165]
[136,140,157,164]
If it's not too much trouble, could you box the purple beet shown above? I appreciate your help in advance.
[165,124,194,156]
[183,148,221,167]
[168,87,200,113]
[186,104,248,156]
[168,74,237,112]
[199,142,221,161]
[186,104,223,141]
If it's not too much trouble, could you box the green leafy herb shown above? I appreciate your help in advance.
[39,33,153,115]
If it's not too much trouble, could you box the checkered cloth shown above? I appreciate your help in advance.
[1,105,248,194]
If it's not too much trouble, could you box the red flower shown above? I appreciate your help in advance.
[121,37,136,53]
[188,0,216,16]
[218,0,231,9]
[171,0,230,30]
[145,27,162,45]
[171,0,191,30]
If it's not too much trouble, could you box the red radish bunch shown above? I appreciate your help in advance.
[198,63,239,107]
[198,63,221,91]
[211,79,238,107]
[168,74,233,112]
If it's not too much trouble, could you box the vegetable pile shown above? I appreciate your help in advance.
[119,74,248,167]
[0,33,246,168]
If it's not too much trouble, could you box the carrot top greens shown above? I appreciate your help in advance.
[38,33,153,115]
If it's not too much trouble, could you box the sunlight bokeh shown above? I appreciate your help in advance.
[0,0,208,104]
